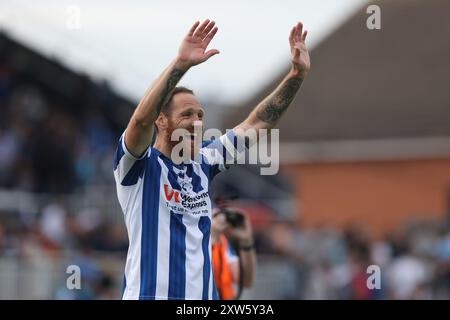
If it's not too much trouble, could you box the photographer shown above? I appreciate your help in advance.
[211,207,257,300]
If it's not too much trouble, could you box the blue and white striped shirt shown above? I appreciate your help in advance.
[113,130,241,300]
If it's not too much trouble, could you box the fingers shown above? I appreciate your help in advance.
[204,49,220,60]
[188,21,200,37]
[289,22,307,46]
[301,30,308,43]
[193,19,211,38]
[202,21,216,40]
[203,26,218,47]
[289,26,295,47]
[296,22,303,42]
[290,22,308,45]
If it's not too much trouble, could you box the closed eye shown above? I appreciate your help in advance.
[179,108,204,120]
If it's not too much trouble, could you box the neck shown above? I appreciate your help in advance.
[153,137,173,159]
[153,135,197,162]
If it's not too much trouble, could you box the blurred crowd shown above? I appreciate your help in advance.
[0,56,131,299]
[0,200,128,299]
[0,63,121,194]
[259,218,450,300]
[1,196,450,299]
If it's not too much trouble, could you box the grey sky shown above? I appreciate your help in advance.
[0,0,368,105]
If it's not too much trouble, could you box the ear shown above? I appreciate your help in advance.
[155,113,168,131]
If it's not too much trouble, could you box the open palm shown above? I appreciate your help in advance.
[177,19,219,69]
[289,22,310,77]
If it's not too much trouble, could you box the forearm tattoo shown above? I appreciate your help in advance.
[156,68,186,113]
[256,77,303,124]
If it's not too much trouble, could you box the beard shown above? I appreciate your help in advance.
[165,118,201,161]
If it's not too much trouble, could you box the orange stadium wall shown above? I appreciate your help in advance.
[284,159,450,238]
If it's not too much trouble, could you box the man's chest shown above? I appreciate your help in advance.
[158,162,212,218]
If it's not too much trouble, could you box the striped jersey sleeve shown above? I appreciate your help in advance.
[198,129,247,179]
[113,130,149,213]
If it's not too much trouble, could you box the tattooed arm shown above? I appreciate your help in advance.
[125,19,219,157]
[234,22,310,136]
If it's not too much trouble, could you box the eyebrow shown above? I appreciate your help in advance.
[180,106,204,114]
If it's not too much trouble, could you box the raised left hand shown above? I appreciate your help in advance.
[289,22,310,78]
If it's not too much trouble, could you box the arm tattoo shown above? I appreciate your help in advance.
[256,77,303,124]
[156,68,186,114]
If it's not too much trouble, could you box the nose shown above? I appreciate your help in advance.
[192,113,203,122]
[191,119,203,130]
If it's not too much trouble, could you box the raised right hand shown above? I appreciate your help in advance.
[176,19,220,70]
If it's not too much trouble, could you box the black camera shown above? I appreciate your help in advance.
[221,208,245,228]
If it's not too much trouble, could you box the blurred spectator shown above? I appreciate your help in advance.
[433,227,450,298]
[39,203,68,247]
[386,247,431,299]
[211,207,257,300]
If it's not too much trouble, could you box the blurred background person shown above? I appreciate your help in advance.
[211,207,257,300]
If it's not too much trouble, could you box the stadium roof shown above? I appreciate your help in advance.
[222,0,450,149]
[0,31,135,130]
